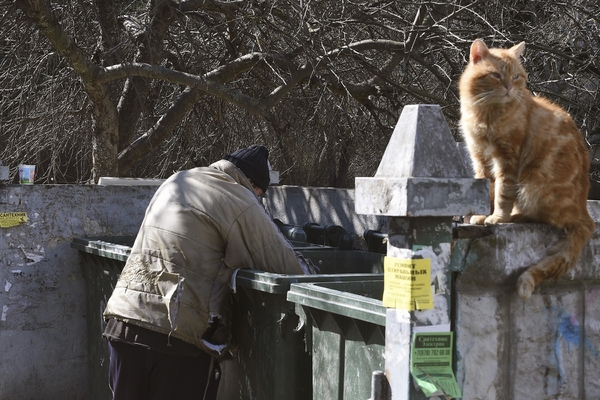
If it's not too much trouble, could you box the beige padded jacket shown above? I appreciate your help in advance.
[103,159,314,356]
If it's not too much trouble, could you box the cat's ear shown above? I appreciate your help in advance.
[470,39,489,64]
[510,42,526,58]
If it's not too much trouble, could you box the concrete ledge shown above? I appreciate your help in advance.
[98,177,165,185]
[455,220,600,289]
[355,177,489,217]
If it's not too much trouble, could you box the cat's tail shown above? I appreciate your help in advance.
[517,216,595,300]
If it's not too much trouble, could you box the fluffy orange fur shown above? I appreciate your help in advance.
[459,39,595,300]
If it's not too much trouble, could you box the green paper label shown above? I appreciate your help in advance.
[410,332,462,398]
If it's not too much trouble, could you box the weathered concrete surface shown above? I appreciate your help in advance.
[373,104,471,179]
[454,204,600,400]
[0,183,381,399]
[584,288,600,397]
[355,177,489,217]
[455,292,507,400]
[0,184,156,400]
[355,104,489,218]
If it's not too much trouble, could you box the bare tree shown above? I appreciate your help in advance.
[1,0,599,187]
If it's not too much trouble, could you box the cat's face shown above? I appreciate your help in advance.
[460,40,528,106]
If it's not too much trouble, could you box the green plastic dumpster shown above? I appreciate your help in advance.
[221,251,384,400]
[287,280,386,400]
[70,236,132,400]
[71,236,384,400]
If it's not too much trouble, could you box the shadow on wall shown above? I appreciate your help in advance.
[264,186,388,250]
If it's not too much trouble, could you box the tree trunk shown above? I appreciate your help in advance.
[17,0,120,182]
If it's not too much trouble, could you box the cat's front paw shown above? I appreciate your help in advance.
[484,214,510,225]
[467,215,487,225]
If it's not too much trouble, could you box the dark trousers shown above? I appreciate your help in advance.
[108,340,221,400]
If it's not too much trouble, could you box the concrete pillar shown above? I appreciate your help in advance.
[355,104,489,399]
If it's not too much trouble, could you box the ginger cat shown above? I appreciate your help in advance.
[459,39,595,300]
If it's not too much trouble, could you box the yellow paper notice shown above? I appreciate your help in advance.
[0,212,27,228]
[382,256,433,310]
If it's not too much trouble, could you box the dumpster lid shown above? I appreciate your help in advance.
[70,236,134,262]
[287,280,386,326]
[234,270,383,294]
[234,248,384,294]
[287,240,334,251]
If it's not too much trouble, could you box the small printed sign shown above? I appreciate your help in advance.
[410,332,462,398]
[0,212,27,228]
[382,256,433,310]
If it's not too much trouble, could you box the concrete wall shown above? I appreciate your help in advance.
[264,185,388,245]
[0,184,156,400]
[453,211,600,400]
[0,183,381,400]
[3,182,600,399]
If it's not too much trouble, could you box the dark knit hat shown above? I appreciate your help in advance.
[224,144,270,192]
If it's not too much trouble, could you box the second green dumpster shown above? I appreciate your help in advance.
[287,280,386,400]
[218,249,384,400]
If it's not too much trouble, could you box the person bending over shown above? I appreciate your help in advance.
[103,144,316,400]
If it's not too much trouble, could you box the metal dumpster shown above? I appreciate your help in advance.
[287,280,386,400]
[70,236,132,400]
[221,250,384,399]
[72,235,384,400]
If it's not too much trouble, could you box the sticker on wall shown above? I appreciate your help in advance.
[410,332,461,398]
[382,256,433,310]
[0,212,27,228]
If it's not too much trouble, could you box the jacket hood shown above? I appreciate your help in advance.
[209,159,256,196]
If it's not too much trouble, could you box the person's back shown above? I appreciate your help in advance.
[103,145,316,400]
